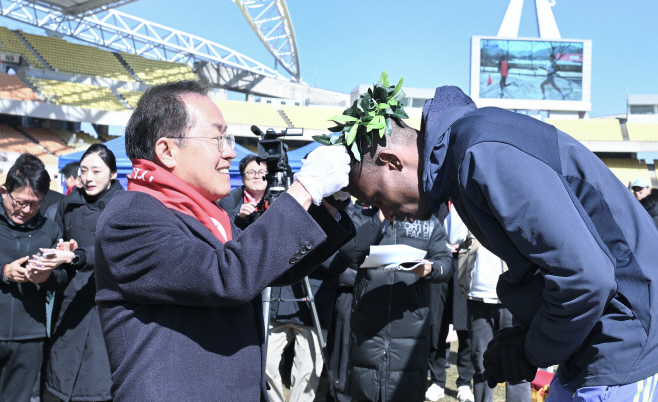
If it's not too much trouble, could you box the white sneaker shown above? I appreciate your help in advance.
[457,385,475,402]
[425,383,445,401]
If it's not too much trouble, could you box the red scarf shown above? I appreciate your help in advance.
[127,159,232,243]
[243,189,269,212]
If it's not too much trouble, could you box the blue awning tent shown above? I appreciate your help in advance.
[57,137,323,190]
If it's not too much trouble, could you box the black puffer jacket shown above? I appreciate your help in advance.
[47,180,123,402]
[640,191,658,227]
[218,186,267,230]
[221,186,347,329]
[342,208,454,402]
[0,206,63,340]
[269,252,346,330]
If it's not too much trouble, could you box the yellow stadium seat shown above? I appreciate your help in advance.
[213,100,287,128]
[0,27,43,68]
[601,158,651,187]
[117,89,143,109]
[21,32,134,82]
[280,105,345,131]
[120,53,198,85]
[626,123,658,142]
[546,119,623,141]
[28,78,127,111]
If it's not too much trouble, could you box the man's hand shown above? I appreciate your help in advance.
[293,145,351,205]
[412,260,433,278]
[482,326,537,388]
[4,256,30,282]
[30,248,74,269]
[238,202,258,218]
[57,239,78,252]
[26,267,52,284]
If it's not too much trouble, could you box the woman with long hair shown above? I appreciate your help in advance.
[46,143,123,402]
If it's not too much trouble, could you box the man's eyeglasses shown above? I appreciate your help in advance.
[7,192,43,211]
[167,133,236,153]
[244,170,268,178]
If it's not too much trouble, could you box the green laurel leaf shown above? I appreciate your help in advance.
[346,122,359,145]
[330,115,358,123]
[312,135,332,145]
[381,71,389,88]
[351,141,361,161]
[391,75,404,98]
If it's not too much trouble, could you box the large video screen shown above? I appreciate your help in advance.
[478,38,584,101]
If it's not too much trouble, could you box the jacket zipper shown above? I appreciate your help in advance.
[382,221,397,401]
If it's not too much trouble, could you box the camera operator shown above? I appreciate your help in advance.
[94,80,354,402]
[218,154,268,230]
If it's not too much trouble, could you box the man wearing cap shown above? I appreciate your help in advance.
[336,75,658,401]
[632,177,658,227]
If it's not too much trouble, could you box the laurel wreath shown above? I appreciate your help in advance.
[312,71,408,161]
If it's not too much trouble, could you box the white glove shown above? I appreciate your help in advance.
[294,145,351,205]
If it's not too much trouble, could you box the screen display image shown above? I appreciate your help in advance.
[479,39,584,101]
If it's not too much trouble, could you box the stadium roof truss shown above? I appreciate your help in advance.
[0,0,291,80]
[232,0,300,82]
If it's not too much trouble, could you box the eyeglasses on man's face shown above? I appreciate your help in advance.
[244,170,268,179]
[8,192,43,211]
[167,133,236,153]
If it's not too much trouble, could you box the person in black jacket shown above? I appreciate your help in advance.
[218,154,269,230]
[222,155,347,402]
[0,163,69,402]
[45,144,123,402]
[632,177,658,227]
[14,153,64,221]
[343,206,454,402]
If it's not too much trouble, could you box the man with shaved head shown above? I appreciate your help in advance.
[339,81,658,401]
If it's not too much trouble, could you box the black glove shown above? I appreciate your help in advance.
[482,326,537,388]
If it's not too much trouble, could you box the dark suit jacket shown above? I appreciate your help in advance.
[94,191,353,401]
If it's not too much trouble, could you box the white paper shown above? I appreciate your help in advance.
[360,244,427,268]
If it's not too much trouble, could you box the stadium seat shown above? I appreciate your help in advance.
[601,158,651,187]
[213,100,287,128]
[21,31,134,82]
[0,73,41,101]
[546,119,623,141]
[28,78,127,111]
[280,105,345,130]
[626,123,658,142]
[0,27,44,68]
[21,127,76,155]
[117,89,143,109]
[119,53,198,85]
[0,124,57,165]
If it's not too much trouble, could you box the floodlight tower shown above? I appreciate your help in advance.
[497,0,561,39]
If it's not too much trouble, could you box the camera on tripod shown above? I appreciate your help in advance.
[250,125,303,202]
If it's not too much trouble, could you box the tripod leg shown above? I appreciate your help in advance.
[262,287,272,354]
[302,277,340,402]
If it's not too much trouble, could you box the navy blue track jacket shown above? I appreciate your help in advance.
[421,86,658,389]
